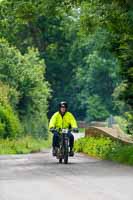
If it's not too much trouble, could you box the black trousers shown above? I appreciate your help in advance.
[52,131,74,149]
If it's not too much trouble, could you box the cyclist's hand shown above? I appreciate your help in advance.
[50,128,55,133]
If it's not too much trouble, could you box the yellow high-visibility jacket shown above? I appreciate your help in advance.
[49,111,78,131]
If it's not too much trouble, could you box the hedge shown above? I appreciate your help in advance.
[74,136,133,165]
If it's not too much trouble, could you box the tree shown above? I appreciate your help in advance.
[0,0,80,117]
[0,39,50,137]
[0,0,132,130]
[69,28,119,119]
[72,0,133,130]
[86,95,109,121]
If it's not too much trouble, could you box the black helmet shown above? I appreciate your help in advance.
[59,101,68,108]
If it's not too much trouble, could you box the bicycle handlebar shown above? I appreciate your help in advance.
[50,127,78,133]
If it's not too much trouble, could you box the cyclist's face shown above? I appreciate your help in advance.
[60,106,66,114]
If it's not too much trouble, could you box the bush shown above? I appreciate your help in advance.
[0,104,22,139]
[74,136,133,165]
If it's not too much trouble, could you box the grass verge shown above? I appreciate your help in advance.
[74,136,133,166]
[0,135,52,154]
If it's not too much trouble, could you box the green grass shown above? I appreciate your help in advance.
[0,135,52,154]
[74,136,133,165]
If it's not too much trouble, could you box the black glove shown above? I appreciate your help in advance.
[50,128,55,133]
[72,128,79,133]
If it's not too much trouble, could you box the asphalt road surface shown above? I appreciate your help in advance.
[0,150,133,200]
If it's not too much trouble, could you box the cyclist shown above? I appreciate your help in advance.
[49,101,78,156]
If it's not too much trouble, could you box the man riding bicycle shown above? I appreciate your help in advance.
[49,101,78,156]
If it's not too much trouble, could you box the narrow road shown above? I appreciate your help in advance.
[0,150,133,200]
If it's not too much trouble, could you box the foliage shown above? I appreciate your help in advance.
[69,28,120,119]
[0,39,50,138]
[77,0,133,130]
[86,95,109,121]
[74,136,133,165]
[0,0,80,117]
[115,116,128,134]
[124,112,133,135]
[0,104,22,139]
[0,81,20,109]
[0,135,52,154]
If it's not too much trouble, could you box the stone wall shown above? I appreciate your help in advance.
[85,126,133,144]
[85,127,109,138]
